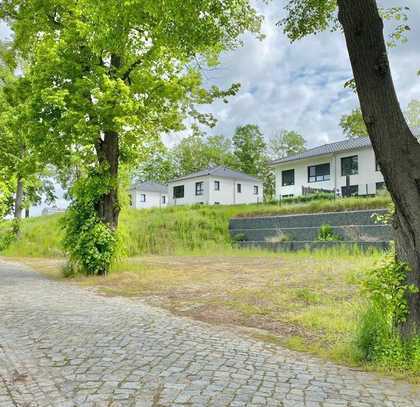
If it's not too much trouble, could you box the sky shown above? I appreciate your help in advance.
[195,0,420,148]
[1,1,420,214]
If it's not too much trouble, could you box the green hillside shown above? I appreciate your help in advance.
[0,195,391,258]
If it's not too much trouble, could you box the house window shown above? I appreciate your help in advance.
[214,180,220,191]
[341,185,358,197]
[173,185,184,199]
[308,163,330,183]
[162,195,166,204]
[195,182,204,196]
[341,155,358,176]
[140,194,146,203]
[214,202,220,205]
[253,185,259,195]
[237,183,242,193]
[282,169,295,186]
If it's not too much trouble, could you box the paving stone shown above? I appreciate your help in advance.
[0,259,419,406]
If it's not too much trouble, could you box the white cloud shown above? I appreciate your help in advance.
[198,0,420,148]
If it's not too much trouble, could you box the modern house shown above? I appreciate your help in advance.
[168,166,263,206]
[270,137,386,199]
[129,182,168,209]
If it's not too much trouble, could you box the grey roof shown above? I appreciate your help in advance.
[130,182,168,194]
[170,166,262,183]
[271,127,420,166]
[270,137,372,166]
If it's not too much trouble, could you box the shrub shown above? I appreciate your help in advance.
[62,170,120,275]
[317,224,341,241]
[354,247,420,373]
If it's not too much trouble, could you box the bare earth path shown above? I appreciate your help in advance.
[0,260,419,407]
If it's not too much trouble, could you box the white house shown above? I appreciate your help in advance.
[129,182,168,209]
[270,137,387,199]
[168,166,263,206]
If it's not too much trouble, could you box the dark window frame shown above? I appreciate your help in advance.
[253,185,259,195]
[140,193,146,203]
[282,169,295,186]
[162,195,166,204]
[195,181,204,196]
[214,180,220,191]
[173,185,184,199]
[307,163,331,183]
[237,183,242,193]
[341,155,359,176]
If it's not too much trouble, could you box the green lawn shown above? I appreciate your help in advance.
[1,195,391,258]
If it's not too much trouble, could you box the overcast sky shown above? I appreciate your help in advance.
[1,2,419,214]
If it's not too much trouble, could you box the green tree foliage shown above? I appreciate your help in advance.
[267,129,306,159]
[1,0,261,274]
[232,124,267,177]
[0,44,55,223]
[173,127,235,177]
[340,109,369,138]
[405,100,420,130]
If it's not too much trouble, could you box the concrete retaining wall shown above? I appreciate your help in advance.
[229,209,392,252]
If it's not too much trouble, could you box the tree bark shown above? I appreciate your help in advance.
[14,177,24,220]
[93,53,122,231]
[338,0,420,336]
[95,130,120,230]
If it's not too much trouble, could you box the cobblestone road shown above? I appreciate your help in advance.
[1,260,419,407]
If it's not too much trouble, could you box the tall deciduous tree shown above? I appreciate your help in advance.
[0,46,54,223]
[268,129,306,159]
[232,124,267,177]
[282,0,420,335]
[1,0,261,273]
[172,127,235,177]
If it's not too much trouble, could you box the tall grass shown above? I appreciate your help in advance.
[1,195,391,258]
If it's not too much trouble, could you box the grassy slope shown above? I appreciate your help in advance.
[1,195,391,258]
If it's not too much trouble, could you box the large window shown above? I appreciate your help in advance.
[308,163,330,183]
[282,169,295,186]
[253,185,259,195]
[341,185,358,197]
[195,182,204,196]
[140,194,146,203]
[214,180,220,191]
[173,185,184,199]
[341,155,358,176]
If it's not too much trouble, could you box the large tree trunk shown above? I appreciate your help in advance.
[14,177,24,220]
[95,130,120,230]
[93,53,122,231]
[338,0,420,335]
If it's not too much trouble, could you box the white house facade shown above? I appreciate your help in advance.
[129,182,168,209]
[168,166,263,206]
[270,138,387,199]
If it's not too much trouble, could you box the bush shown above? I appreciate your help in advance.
[354,247,420,373]
[317,224,341,241]
[62,170,120,275]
